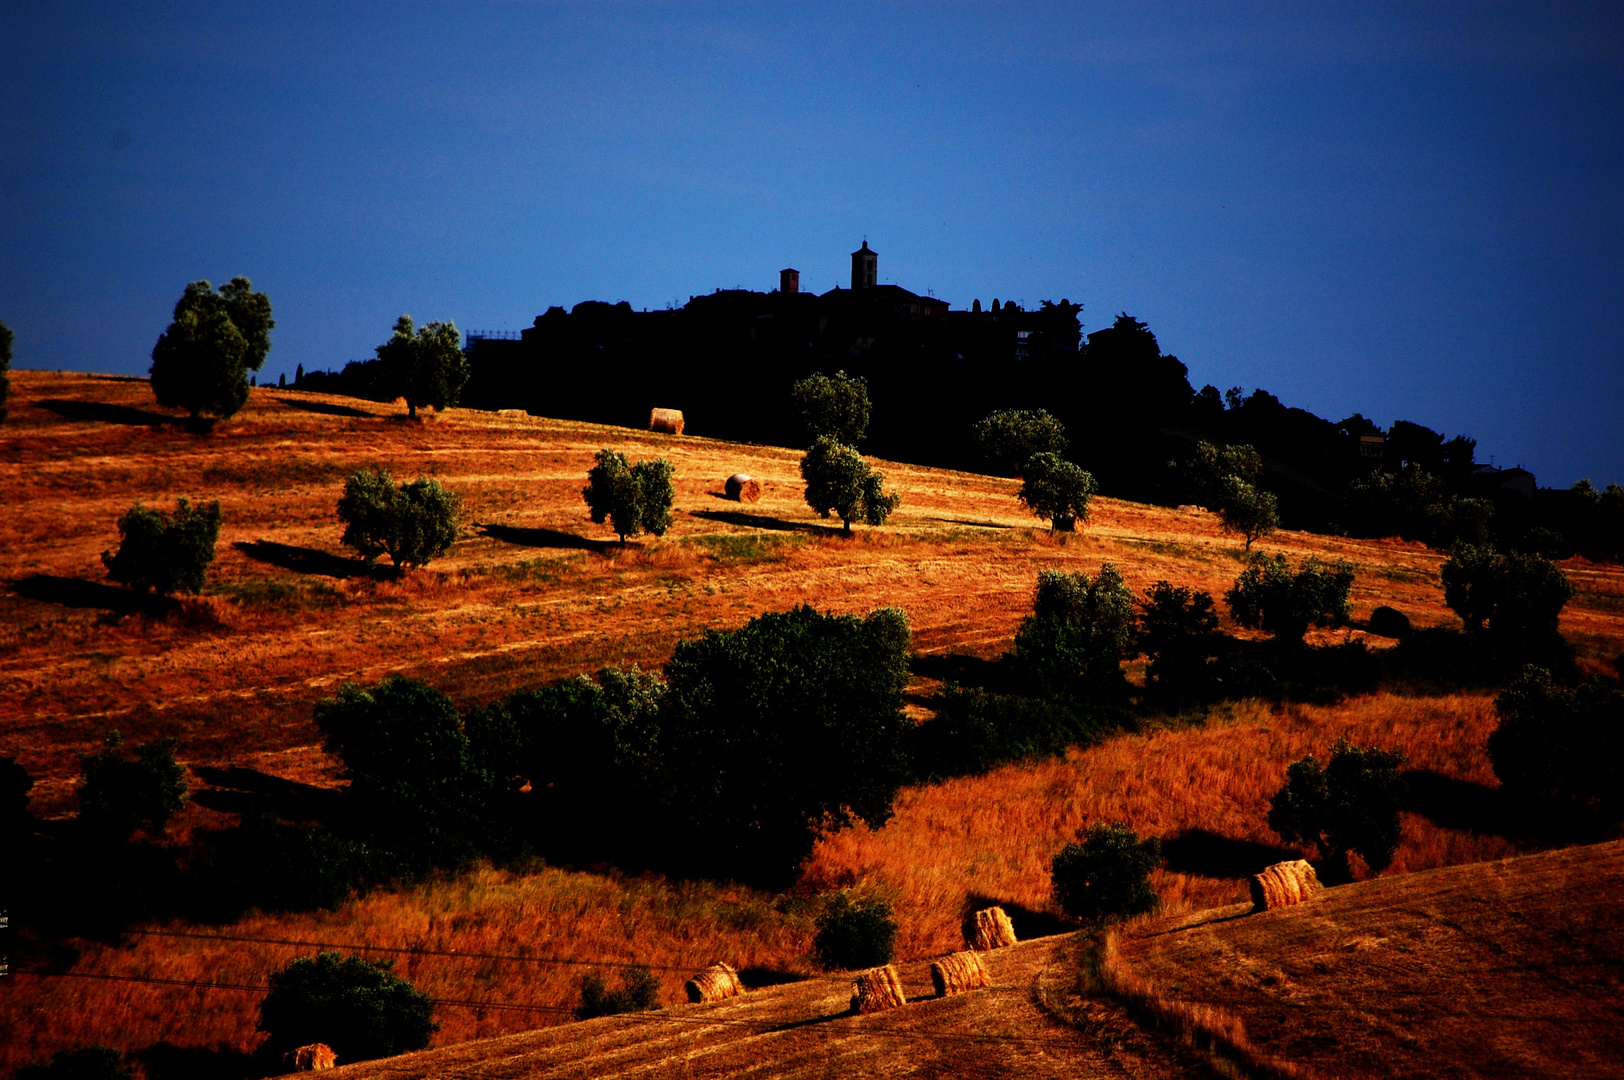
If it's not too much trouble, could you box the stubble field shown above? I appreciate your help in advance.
[3,370,1621,1073]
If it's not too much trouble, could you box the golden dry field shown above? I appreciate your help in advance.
[3,370,1623,1075]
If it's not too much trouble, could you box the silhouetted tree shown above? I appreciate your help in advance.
[582,448,676,543]
[1017,452,1096,532]
[800,436,899,534]
[1489,667,1624,818]
[656,606,913,882]
[1225,554,1355,645]
[1441,545,1572,658]
[0,318,12,424]
[973,409,1068,476]
[149,278,273,423]
[375,315,468,420]
[101,498,222,595]
[1014,565,1136,700]
[337,469,461,568]
[1137,581,1222,704]
[792,370,871,446]
[1268,738,1406,879]
[313,676,490,861]
[77,732,188,845]
[259,952,436,1062]
[1050,822,1161,923]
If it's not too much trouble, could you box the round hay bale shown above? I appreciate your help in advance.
[684,961,745,1003]
[649,407,685,435]
[290,1044,336,1072]
[929,950,990,998]
[1369,605,1412,639]
[971,906,1018,951]
[725,473,762,503]
[1249,859,1324,913]
[850,964,907,1014]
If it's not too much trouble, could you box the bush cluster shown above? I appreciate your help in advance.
[101,498,222,595]
[1013,565,1135,700]
[258,951,437,1062]
[1489,667,1624,818]
[812,893,898,970]
[582,448,676,542]
[1225,553,1355,644]
[575,966,662,1020]
[1441,545,1573,660]
[337,468,461,568]
[76,732,188,846]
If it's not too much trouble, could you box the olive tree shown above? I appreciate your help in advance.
[1225,553,1355,645]
[1017,452,1096,532]
[101,498,222,595]
[1268,738,1406,879]
[800,436,899,534]
[1013,564,1136,700]
[791,370,871,446]
[1441,545,1572,657]
[337,468,461,568]
[1488,667,1623,818]
[973,409,1068,476]
[375,315,469,420]
[77,732,188,845]
[149,278,273,423]
[582,448,676,543]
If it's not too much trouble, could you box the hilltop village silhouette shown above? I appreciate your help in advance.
[299,241,1545,534]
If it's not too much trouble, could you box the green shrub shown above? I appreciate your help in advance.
[973,408,1068,476]
[1225,553,1355,645]
[17,1046,133,1080]
[1017,452,1096,531]
[582,448,676,542]
[1050,822,1162,923]
[77,732,188,845]
[258,952,436,1062]
[813,893,897,970]
[791,370,871,446]
[575,965,662,1020]
[799,436,899,533]
[1267,737,1406,879]
[1013,565,1136,700]
[657,605,912,882]
[337,468,461,568]
[1488,667,1624,818]
[101,498,222,595]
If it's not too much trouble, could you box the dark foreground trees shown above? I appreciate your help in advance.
[1268,738,1406,880]
[259,952,437,1063]
[150,278,273,423]
[1489,667,1624,819]
[337,469,461,568]
[101,498,222,595]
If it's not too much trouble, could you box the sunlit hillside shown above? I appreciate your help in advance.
[3,370,1622,1075]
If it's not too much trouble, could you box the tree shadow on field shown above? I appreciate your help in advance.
[191,765,344,824]
[1159,828,1304,880]
[688,508,843,537]
[961,893,1073,942]
[477,522,621,554]
[36,398,175,426]
[909,652,1018,694]
[137,1042,278,1080]
[927,516,1016,530]
[12,574,172,616]
[234,539,389,580]
[274,396,375,418]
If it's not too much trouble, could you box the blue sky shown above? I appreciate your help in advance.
[3,2,1621,484]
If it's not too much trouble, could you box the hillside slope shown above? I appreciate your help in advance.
[1113,839,1624,1079]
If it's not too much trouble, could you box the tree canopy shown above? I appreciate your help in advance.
[1017,452,1096,531]
[149,278,274,422]
[1225,553,1355,644]
[1013,565,1136,700]
[582,448,676,542]
[375,315,469,419]
[258,952,437,1063]
[791,370,871,446]
[800,436,899,534]
[1268,738,1406,879]
[973,409,1068,476]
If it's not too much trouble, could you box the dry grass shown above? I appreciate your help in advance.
[2,371,1621,1076]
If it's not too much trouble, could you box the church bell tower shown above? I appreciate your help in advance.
[851,240,877,290]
